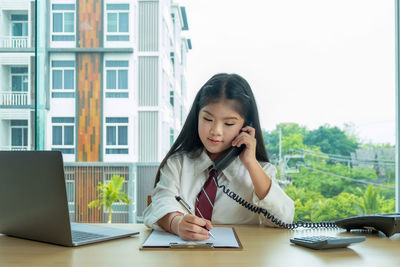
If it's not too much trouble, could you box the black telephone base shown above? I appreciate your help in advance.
[335,213,400,237]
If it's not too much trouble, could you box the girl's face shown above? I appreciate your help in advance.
[198,100,245,161]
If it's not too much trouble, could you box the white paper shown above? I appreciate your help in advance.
[142,227,239,248]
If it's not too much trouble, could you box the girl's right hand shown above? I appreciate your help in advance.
[175,214,213,241]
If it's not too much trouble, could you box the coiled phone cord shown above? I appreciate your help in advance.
[212,173,338,229]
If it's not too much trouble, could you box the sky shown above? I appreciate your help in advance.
[180,0,396,145]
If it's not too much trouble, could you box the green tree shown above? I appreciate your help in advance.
[304,124,359,156]
[291,166,346,198]
[88,175,130,223]
[264,122,395,222]
[263,129,279,160]
[278,123,308,137]
[263,123,308,159]
[381,198,395,214]
[286,186,325,221]
[350,166,377,181]
[312,192,359,221]
[281,133,305,154]
[355,184,383,215]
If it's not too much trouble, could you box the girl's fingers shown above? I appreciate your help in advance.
[205,220,213,230]
[182,214,211,234]
[242,126,256,137]
[178,215,210,239]
[233,134,252,147]
[232,127,255,146]
[183,223,210,236]
[184,214,207,227]
[181,232,210,241]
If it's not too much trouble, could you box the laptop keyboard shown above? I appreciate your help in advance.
[71,230,108,242]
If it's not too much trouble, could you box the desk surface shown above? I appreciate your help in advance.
[0,224,399,267]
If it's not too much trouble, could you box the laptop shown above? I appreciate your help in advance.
[0,151,139,246]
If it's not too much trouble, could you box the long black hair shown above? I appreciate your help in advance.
[154,73,269,186]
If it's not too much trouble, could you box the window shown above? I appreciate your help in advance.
[66,179,75,220]
[105,60,129,98]
[10,120,28,150]
[64,167,75,217]
[11,67,28,92]
[52,117,75,154]
[170,90,174,107]
[105,117,128,154]
[11,14,28,37]
[106,4,129,41]
[170,52,175,75]
[170,128,174,147]
[171,13,176,36]
[51,60,75,98]
[52,4,75,41]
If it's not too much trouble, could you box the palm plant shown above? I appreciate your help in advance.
[355,184,383,215]
[88,175,130,223]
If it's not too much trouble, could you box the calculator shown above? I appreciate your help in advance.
[290,235,366,250]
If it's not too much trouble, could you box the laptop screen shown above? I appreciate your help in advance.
[0,151,73,245]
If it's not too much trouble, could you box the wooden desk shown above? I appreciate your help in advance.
[0,224,399,267]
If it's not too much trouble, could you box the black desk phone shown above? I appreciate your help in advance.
[211,122,400,236]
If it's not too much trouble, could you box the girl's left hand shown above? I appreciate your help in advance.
[231,125,257,167]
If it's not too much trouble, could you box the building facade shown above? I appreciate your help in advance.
[0,0,35,151]
[0,0,191,223]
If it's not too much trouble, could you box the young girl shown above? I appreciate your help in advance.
[144,73,294,241]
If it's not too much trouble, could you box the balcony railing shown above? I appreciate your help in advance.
[0,91,29,106]
[0,36,30,49]
[0,146,29,151]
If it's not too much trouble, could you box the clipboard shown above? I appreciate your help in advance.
[140,227,243,250]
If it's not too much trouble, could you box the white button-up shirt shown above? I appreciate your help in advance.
[144,149,295,230]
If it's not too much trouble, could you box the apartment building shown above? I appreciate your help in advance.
[0,0,35,151]
[0,0,191,223]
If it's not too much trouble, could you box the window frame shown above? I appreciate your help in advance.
[105,117,129,154]
[170,128,174,147]
[104,60,129,98]
[10,120,28,150]
[105,60,129,92]
[395,0,400,212]
[10,14,28,37]
[105,3,130,41]
[51,4,76,42]
[51,117,75,154]
[170,90,174,107]
[51,60,75,92]
[10,67,28,92]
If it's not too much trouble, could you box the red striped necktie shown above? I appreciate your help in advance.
[195,167,219,220]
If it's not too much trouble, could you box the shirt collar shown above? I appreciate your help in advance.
[194,149,244,182]
[194,149,213,177]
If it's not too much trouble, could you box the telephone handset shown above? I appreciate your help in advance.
[213,121,251,171]
[212,122,337,229]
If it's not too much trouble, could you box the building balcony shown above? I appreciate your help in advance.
[0,91,30,106]
[0,36,30,49]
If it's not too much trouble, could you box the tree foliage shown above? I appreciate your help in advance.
[303,124,360,156]
[88,175,130,223]
[263,123,395,222]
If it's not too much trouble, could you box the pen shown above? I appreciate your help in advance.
[175,195,215,239]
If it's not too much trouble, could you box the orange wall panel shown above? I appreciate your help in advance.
[78,0,102,48]
[77,53,102,162]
